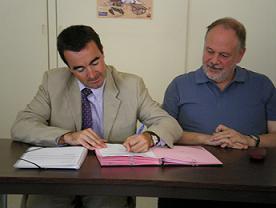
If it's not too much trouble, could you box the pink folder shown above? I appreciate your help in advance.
[95,144,222,166]
[152,146,222,166]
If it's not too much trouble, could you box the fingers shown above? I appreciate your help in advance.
[68,128,107,150]
[212,136,248,150]
[231,142,248,150]
[212,124,237,142]
[123,137,146,152]
[212,126,233,141]
[211,132,232,141]
[85,128,107,148]
[211,124,249,150]
[208,137,232,147]
[212,137,247,149]
[215,124,228,133]
[123,141,131,152]
[209,130,232,146]
[123,134,151,153]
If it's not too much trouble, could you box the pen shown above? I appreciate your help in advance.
[125,123,145,152]
[136,123,145,135]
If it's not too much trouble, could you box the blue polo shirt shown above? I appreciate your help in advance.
[163,66,276,135]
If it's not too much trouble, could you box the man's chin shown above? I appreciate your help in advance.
[206,72,224,82]
[207,67,223,73]
[87,84,102,89]
[86,80,104,89]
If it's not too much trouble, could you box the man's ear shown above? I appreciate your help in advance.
[237,48,246,63]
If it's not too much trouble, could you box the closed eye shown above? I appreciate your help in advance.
[206,48,214,54]
[90,57,100,66]
[73,66,85,73]
[219,53,230,58]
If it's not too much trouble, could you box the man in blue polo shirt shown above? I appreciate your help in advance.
[160,17,276,208]
[164,17,276,150]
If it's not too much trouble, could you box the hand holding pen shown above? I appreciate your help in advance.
[123,124,152,153]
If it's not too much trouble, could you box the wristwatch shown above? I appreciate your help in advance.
[249,135,260,147]
[144,131,160,146]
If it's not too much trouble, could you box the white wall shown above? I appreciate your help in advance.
[55,0,189,103]
[0,0,48,138]
[51,0,276,102]
[187,0,276,83]
[1,0,276,138]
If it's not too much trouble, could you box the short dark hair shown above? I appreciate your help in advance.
[57,25,103,65]
[206,17,246,49]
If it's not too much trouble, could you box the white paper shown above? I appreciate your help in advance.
[14,146,88,169]
[98,143,157,158]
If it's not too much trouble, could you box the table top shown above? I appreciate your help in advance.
[1,139,276,203]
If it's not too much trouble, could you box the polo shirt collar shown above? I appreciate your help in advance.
[195,66,246,84]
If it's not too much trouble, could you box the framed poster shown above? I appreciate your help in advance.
[97,0,153,19]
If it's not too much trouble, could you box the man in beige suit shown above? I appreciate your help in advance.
[11,25,182,208]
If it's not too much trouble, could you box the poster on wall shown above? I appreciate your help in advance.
[97,0,152,19]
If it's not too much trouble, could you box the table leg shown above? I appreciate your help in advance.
[1,194,7,208]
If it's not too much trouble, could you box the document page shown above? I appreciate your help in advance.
[14,146,88,169]
[98,143,157,158]
[95,144,222,166]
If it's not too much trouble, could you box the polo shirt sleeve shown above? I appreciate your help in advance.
[266,82,276,121]
[162,79,179,119]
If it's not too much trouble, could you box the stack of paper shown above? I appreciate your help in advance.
[95,144,161,166]
[14,146,88,169]
[95,144,222,166]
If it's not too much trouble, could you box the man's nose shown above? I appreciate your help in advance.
[86,66,96,78]
[210,54,220,64]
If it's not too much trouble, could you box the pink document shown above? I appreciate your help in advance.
[95,144,222,166]
[152,146,223,166]
[95,144,161,166]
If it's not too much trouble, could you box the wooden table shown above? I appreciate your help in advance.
[1,139,276,206]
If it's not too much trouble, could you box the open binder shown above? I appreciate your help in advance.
[95,144,222,166]
[14,146,88,169]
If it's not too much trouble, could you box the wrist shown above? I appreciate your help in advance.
[248,135,260,147]
[59,132,72,145]
[245,135,255,147]
[199,134,211,145]
[142,132,154,147]
[143,131,160,147]
[58,135,66,145]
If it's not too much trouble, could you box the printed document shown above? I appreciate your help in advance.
[14,146,88,169]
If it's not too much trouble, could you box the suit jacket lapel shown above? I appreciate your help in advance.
[103,68,120,139]
[64,67,121,136]
[66,75,82,131]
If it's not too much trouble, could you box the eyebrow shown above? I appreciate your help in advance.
[72,56,100,71]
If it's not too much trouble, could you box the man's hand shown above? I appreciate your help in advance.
[210,124,251,149]
[123,132,153,153]
[203,134,233,147]
[59,128,107,150]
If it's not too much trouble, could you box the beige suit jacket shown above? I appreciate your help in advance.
[11,65,182,147]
